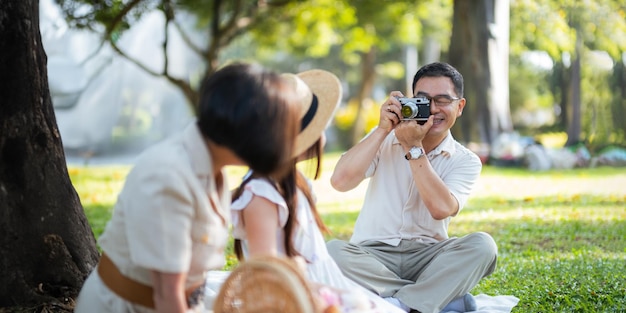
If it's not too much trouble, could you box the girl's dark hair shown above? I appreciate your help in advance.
[196,62,299,176]
[233,138,329,260]
[412,62,464,98]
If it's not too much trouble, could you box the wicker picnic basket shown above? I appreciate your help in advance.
[213,256,324,313]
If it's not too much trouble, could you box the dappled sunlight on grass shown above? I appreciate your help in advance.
[69,166,129,239]
[321,211,360,241]
[456,191,625,312]
[70,158,626,312]
[453,196,625,312]
[314,163,626,312]
[83,203,115,239]
[475,253,626,312]
[473,169,626,198]
[69,166,129,207]
[460,197,625,223]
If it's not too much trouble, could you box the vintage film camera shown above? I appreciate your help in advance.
[398,97,430,122]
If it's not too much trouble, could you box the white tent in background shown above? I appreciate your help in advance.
[40,0,199,157]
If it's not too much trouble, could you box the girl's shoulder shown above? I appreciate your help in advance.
[232,178,286,211]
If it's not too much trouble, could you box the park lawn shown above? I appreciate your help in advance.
[69,152,626,313]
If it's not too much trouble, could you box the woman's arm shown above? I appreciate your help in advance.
[151,270,187,313]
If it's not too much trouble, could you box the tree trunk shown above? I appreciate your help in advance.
[487,0,512,135]
[448,0,512,145]
[349,48,377,146]
[448,0,492,144]
[554,60,571,131]
[565,29,583,146]
[611,60,626,139]
[0,0,100,311]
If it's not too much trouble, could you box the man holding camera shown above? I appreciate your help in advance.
[327,62,497,313]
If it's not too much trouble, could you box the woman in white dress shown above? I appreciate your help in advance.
[228,69,405,313]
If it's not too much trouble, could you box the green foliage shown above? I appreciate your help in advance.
[561,0,626,60]
[510,0,626,147]
[249,0,440,62]
[250,0,357,58]
[580,52,616,148]
[509,57,556,129]
[334,98,380,133]
[56,0,158,36]
[53,0,625,148]
[510,0,625,60]
[510,0,574,60]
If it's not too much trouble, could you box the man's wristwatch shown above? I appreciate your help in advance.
[405,146,425,160]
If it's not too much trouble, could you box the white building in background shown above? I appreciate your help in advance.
[40,0,200,158]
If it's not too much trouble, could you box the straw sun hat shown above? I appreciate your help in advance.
[282,69,342,157]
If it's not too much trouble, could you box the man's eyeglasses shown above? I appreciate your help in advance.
[416,94,460,106]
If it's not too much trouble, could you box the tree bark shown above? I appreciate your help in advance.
[565,29,583,146]
[611,60,626,139]
[553,60,571,131]
[448,0,512,145]
[349,48,377,146]
[448,0,492,144]
[0,0,100,311]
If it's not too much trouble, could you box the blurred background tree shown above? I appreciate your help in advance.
[53,0,626,152]
[448,0,513,145]
[55,0,299,111]
[246,0,453,147]
[510,0,626,152]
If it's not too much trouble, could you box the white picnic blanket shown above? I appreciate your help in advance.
[444,294,520,313]
[204,271,519,313]
[204,271,230,309]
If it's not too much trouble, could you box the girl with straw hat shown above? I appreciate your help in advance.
[211,69,405,313]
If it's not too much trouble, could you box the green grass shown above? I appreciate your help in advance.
[69,152,626,313]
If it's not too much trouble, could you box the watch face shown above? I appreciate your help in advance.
[406,147,424,160]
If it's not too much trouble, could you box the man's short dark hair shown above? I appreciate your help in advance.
[412,62,464,98]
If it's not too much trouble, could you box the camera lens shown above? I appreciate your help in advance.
[401,102,418,119]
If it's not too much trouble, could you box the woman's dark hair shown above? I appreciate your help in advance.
[233,138,329,260]
[412,62,464,98]
[196,62,299,176]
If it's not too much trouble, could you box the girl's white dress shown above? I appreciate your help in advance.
[205,178,404,313]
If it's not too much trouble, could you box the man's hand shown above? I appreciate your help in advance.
[379,91,404,133]
[395,115,434,149]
